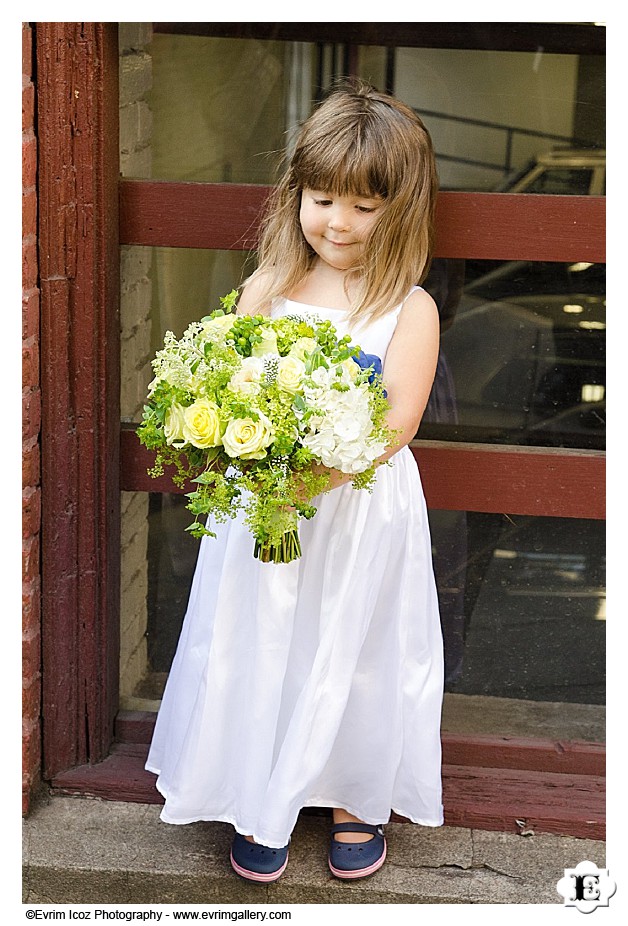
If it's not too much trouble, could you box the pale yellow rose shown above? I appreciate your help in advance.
[276,355,306,394]
[340,357,360,382]
[222,413,274,460]
[201,313,237,338]
[251,326,279,358]
[164,403,188,448]
[288,337,317,362]
[182,399,222,448]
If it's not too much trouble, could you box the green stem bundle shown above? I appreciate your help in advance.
[253,529,302,564]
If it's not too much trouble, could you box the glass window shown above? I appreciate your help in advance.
[127,500,605,744]
[507,166,594,195]
[433,510,605,742]
[148,247,253,354]
[144,31,605,194]
[420,259,606,450]
[119,25,606,737]
[148,35,314,184]
[395,47,604,192]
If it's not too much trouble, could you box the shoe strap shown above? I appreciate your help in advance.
[330,823,384,837]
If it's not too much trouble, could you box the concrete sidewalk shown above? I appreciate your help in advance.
[22,792,606,905]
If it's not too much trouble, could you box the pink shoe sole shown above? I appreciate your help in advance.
[328,841,387,879]
[230,850,289,883]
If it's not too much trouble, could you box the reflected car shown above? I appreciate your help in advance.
[424,260,606,450]
[496,147,605,196]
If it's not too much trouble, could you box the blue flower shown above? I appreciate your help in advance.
[353,351,387,397]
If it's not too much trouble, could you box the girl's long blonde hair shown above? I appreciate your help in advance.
[248,79,439,324]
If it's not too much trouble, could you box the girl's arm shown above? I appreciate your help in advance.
[377,286,440,459]
[312,288,440,492]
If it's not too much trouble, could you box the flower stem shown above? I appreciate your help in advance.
[254,529,302,564]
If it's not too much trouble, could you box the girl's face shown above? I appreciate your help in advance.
[299,189,384,272]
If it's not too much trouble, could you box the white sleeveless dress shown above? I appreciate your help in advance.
[146,292,445,848]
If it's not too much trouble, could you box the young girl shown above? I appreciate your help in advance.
[146,79,444,883]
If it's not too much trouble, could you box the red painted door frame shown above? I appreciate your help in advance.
[37,22,121,778]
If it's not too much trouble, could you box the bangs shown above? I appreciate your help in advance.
[293,120,391,199]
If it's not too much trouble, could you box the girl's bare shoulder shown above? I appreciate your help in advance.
[236,272,273,316]
[396,287,439,332]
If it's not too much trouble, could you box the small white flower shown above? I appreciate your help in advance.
[303,429,336,459]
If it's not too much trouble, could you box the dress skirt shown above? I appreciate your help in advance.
[146,445,444,848]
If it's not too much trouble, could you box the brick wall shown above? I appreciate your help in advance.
[22,21,41,815]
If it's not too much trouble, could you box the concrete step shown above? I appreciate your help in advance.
[23,794,606,906]
[51,745,606,841]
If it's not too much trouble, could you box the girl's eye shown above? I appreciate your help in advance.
[356,205,376,214]
[314,198,332,206]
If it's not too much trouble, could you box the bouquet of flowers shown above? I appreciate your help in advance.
[138,291,395,563]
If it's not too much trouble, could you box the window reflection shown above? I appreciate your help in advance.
[497,150,605,195]
[434,510,605,742]
[149,35,312,184]
[147,32,605,195]
[145,495,200,684]
[149,247,252,355]
[421,259,606,450]
[133,498,605,742]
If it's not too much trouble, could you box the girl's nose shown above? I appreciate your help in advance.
[328,209,351,232]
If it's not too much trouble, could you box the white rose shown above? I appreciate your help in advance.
[251,326,279,358]
[228,356,264,394]
[182,399,222,448]
[276,356,306,394]
[288,337,317,362]
[222,412,274,460]
[201,313,237,338]
[164,403,188,448]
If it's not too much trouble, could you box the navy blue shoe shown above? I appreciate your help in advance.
[230,832,289,883]
[328,823,387,879]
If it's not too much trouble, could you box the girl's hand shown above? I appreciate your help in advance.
[291,462,354,505]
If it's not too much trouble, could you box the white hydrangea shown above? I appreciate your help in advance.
[300,366,386,473]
